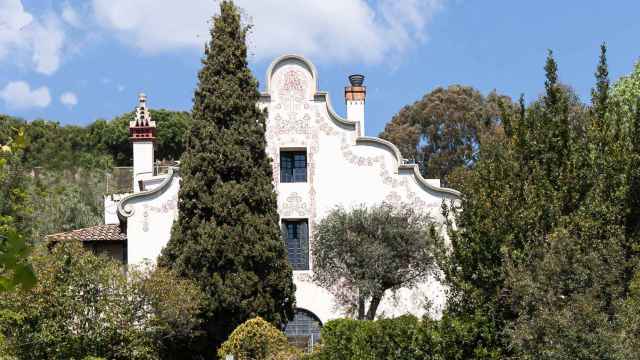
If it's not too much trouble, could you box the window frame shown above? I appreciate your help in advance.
[282,219,310,271]
[280,149,307,183]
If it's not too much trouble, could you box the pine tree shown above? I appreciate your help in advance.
[591,43,610,123]
[158,1,295,357]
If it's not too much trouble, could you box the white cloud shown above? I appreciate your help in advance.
[31,16,65,75]
[0,0,66,75]
[60,91,78,108]
[61,1,82,28]
[0,81,51,109]
[92,0,445,64]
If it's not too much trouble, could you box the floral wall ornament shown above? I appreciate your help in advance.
[385,191,403,206]
[282,192,309,217]
[141,195,178,232]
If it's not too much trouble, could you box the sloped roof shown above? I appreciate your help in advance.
[47,224,126,242]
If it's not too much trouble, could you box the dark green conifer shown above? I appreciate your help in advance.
[591,43,610,122]
[159,1,295,357]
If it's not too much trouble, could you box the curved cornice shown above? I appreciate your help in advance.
[260,54,359,133]
[264,54,319,95]
[314,92,358,131]
[117,167,179,220]
[356,137,461,197]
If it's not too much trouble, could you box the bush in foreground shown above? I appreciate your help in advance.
[218,317,299,360]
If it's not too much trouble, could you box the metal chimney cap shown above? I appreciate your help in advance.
[348,74,365,87]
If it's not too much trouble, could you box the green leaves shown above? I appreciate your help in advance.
[379,85,516,187]
[312,203,437,320]
[437,47,640,359]
[0,229,35,292]
[0,242,204,359]
[0,128,35,293]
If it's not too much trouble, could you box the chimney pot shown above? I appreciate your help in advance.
[348,74,365,87]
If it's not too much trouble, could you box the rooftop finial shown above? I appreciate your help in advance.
[130,93,156,140]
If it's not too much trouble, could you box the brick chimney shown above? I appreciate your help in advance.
[129,93,156,193]
[345,74,366,136]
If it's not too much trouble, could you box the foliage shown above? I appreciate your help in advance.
[0,128,36,292]
[310,315,436,360]
[610,58,640,119]
[158,1,295,357]
[614,271,640,359]
[439,46,638,359]
[311,303,498,360]
[312,203,437,320]
[379,85,515,186]
[0,241,204,360]
[0,110,190,171]
[25,169,106,242]
[0,228,35,292]
[88,109,191,166]
[0,128,31,235]
[218,317,299,360]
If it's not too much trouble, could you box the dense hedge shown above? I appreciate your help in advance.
[306,314,500,360]
[309,315,430,360]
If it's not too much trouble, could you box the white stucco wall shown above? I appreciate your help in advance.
[132,141,154,193]
[120,54,459,325]
[346,100,364,135]
[123,173,179,264]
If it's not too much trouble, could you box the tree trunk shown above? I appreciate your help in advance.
[357,293,366,320]
[365,293,383,320]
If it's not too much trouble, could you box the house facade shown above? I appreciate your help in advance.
[50,54,460,349]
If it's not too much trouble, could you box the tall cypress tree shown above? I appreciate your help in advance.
[159,1,295,357]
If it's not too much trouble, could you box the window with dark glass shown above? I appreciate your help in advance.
[280,150,307,183]
[285,308,322,352]
[282,219,309,270]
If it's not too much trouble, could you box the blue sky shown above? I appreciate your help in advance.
[1,0,639,136]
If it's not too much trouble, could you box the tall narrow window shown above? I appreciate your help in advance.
[280,150,307,183]
[282,219,309,270]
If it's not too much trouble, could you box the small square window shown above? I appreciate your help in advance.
[280,150,307,183]
[282,219,309,270]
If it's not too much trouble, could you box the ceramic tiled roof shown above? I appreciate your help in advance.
[46,224,126,242]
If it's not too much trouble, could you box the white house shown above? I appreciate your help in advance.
[49,54,460,349]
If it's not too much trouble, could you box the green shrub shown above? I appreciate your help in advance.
[313,315,422,360]
[218,317,299,360]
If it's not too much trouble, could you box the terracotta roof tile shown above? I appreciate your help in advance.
[46,224,126,242]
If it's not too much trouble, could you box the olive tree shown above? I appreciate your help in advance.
[312,203,439,320]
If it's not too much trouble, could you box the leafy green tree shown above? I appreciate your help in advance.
[379,85,515,186]
[159,1,295,356]
[0,241,203,360]
[614,271,640,359]
[0,129,36,292]
[610,57,640,119]
[26,169,106,241]
[312,203,437,320]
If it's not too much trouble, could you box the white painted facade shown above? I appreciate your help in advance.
[110,55,460,325]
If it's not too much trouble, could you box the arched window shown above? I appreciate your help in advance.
[284,308,322,352]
